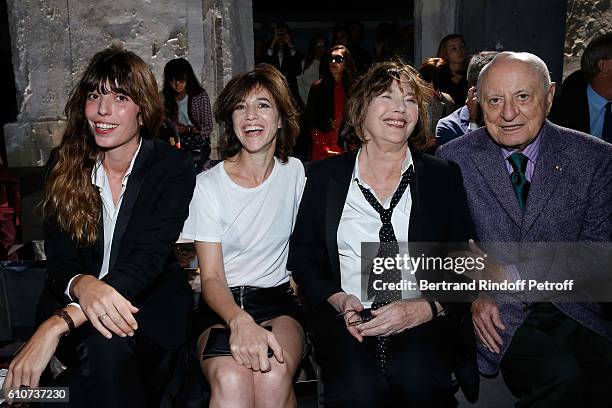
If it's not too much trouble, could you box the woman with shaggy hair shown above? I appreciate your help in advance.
[2,47,195,407]
[182,64,306,407]
[290,61,478,407]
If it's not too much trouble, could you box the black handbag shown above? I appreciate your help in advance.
[179,128,205,151]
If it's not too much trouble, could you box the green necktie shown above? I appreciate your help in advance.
[507,152,530,211]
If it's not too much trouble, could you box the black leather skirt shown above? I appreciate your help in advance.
[194,281,305,335]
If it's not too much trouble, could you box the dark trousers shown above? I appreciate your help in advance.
[311,303,456,408]
[501,303,612,408]
[40,324,176,408]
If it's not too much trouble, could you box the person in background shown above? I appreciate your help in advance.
[436,34,468,108]
[550,32,612,142]
[332,27,350,48]
[395,25,415,66]
[373,22,400,63]
[182,64,306,408]
[306,45,356,161]
[436,51,498,146]
[266,22,305,109]
[294,35,330,161]
[346,21,373,75]
[418,57,455,151]
[2,47,196,407]
[162,58,213,171]
[254,36,268,65]
[297,34,329,104]
[0,155,19,260]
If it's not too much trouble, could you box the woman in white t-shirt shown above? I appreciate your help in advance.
[182,64,306,407]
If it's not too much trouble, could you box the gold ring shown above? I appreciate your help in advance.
[98,313,109,321]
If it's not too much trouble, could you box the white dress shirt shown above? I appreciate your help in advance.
[65,139,142,304]
[337,146,418,308]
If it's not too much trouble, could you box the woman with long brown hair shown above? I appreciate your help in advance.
[2,47,196,407]
[436,34,469,107]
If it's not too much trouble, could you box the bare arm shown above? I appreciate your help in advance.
[196,241,284,372]
[2,305,87,400]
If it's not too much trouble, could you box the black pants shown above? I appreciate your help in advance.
[310,303,457,408]
[40,324,176,408]
[501,303,612,408]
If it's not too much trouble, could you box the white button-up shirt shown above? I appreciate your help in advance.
[65,139,142,304]
[337,146,416,308]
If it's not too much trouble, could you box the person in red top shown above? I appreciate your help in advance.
[305,45,356,161]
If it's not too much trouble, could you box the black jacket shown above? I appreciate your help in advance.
[288,150,479,402]
[549,70,590,134]
[38,138,196,349]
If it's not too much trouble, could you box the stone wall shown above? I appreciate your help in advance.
[413,0,459,66]
[4,0,253,166]
[563,0,612,79]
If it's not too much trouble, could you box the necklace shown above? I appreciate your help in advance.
[100,145,137,182]
[103,162,129,181]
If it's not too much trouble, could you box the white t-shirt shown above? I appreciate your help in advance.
[182,157,305,288]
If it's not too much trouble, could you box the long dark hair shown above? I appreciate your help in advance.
[436,34,467,76]
[162,58,203,120]
[42,47,162,246]
[214,64,300,163]
[307,45,355,132]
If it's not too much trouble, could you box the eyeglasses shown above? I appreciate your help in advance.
[340,309,375,326]
[331,55,345,63]
[315,42,326,48]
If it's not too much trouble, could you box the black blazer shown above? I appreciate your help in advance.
[38,138,196,349]
[288,150,479,402]
[550,70,590,134]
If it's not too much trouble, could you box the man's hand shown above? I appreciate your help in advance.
[327,292,365,342]
[71,275,139,338]
[466,86,481,124]
[471,294,506,353]
[356,299,432,337]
